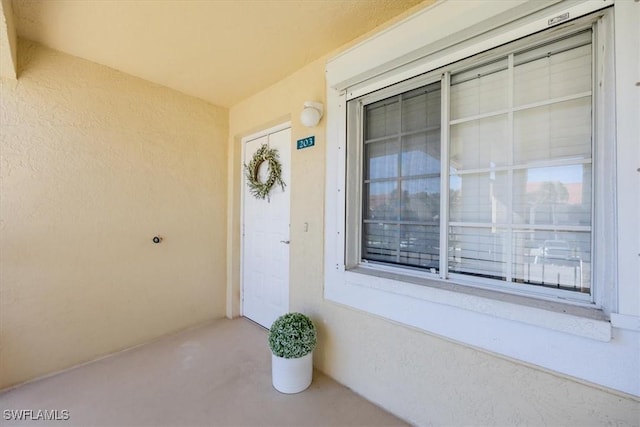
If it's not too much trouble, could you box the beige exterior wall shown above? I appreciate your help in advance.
[0,41,228,389]
[228,56,639,427]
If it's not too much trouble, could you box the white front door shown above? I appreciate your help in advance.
[241,126,291,329]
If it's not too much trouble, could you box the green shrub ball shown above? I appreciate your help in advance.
[269,313,317,359]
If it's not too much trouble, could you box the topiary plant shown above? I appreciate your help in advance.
[268,312,317,359]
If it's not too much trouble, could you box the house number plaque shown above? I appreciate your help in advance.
[296,136,315,150]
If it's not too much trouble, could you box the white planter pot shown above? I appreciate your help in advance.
[271,352,313,394]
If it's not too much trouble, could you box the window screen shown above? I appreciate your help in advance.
[362,82,442,270]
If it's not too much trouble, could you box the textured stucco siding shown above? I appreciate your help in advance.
[0,40,228,389]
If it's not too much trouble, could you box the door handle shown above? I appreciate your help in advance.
[280,240,290,244]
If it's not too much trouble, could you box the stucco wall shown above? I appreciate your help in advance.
[227,46,639,427]
[0,41,228,389]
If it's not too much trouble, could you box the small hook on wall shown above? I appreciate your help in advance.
[152,236,163,244]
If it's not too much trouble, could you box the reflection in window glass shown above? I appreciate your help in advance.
[450,114,509,169]
[449,30,592,293]
[513,165,592,227]
[512,230,591,292]
[362,82,441,270]
[355,29,594,296]
[448,227,508,280]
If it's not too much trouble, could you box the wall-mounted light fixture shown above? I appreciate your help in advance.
[300,101,323,127]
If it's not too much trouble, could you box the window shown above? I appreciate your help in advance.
[349,27,596,301]
[327,1,640,397]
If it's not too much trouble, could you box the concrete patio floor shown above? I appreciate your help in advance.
[0,318,408,426]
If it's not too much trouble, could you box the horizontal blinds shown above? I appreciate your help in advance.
[448,30,592,292]
[356,28,594,294]
[362,82,441,270]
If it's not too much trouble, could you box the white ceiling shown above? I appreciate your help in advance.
[11,0,427,107]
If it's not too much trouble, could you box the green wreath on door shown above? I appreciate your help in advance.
[244,144,286,201]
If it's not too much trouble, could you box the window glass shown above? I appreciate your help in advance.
[450,114,509,169]
[402,132,441,176]
[363,223,399,263]
[448,30,592,293]
[449,171,509,223]
[513,98,592,163]
[512,230,591,292]
[513,33,591,106]
[450,59,508,120]
[365,139,399,180]
[448,226,508,280]
[357,30,593,295]
[362,82,441,270]
[366,98,400,140]
[364,181,398,221]
[512,165,592,227]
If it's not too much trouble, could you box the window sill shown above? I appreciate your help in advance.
[324,264,640,394]
[343,266,611,342]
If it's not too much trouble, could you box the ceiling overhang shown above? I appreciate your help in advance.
[0,0,17,79]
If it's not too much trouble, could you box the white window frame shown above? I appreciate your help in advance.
[325,0,640,397]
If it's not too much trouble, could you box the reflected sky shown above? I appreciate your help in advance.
[371,152,586,194]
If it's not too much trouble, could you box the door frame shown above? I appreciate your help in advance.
[240,121,292,320]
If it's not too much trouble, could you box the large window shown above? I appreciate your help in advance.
[351,27,595,300]
[328,1,640,396]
